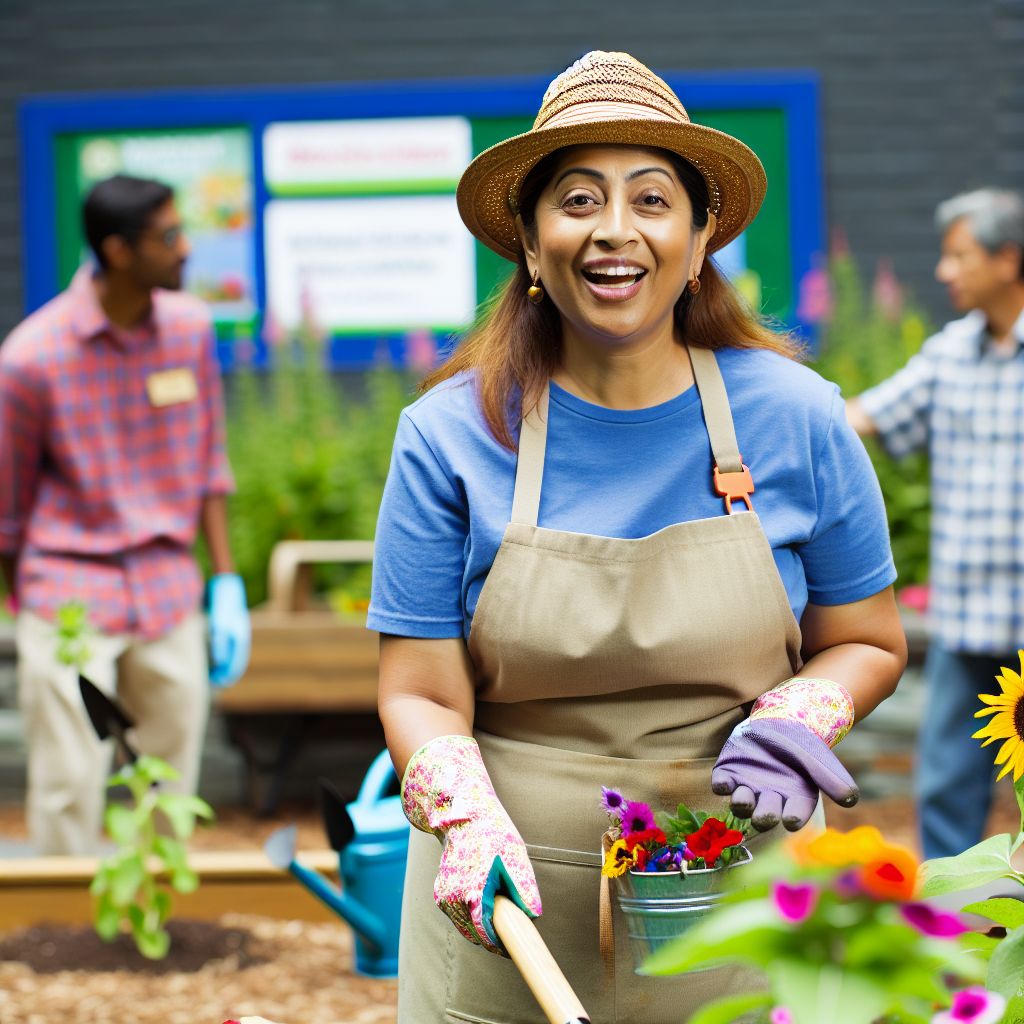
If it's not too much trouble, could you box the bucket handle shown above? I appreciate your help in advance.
[355,748,399,808]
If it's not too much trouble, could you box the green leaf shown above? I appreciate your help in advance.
[961,898,1024,929]
[986,922,1024,1000]
[110,854,146,906]
[133,925,171,960]
[135,755,181,783]
[685,991,773,1024]
[153,888,173,926]
[1002,991,1024,1024]
[104,803,138,845]
[93,891,121,941]
[153,835,188,871]
[675,802,702,833]
[843,922,919,969]
[154,794,199,839]
[770,963,891,1024]
[642,903,791,975]
[920,834,1016,897]
[171,867,198,894]
[90,862,115,896]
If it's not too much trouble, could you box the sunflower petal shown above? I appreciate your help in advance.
[978,693,1015,707]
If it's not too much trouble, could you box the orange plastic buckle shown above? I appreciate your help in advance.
[713,462,755,514]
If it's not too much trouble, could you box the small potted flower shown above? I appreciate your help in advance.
[598,787,753,967]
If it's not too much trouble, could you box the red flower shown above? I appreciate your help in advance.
[685,817,744,867]
[634,847,650,870]
[624,828,667,852]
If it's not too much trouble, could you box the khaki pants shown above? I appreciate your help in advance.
[16,610,209,856]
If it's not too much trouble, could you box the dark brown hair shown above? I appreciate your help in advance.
[423,147,801,449]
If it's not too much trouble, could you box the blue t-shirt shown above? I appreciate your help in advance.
[368,346,896,640]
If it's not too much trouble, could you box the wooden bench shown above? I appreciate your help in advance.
[216,540,380,815]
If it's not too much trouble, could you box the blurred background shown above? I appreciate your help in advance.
[1,2,1023,1020]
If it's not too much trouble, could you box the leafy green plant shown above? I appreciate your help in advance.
[809,249,934,588]
[53,600,215,960]
[90,756,214,959]
[217,334,417,606]
[644,825,990,1024]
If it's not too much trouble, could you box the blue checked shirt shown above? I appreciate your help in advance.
[860,307,1024,654]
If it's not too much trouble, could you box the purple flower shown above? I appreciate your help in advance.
[600,787,625,817]
[932,987,1006,1024]
[771,881,818,924]
[770,1010,794,1024]
[620,800,656,834]
[900,902,970,939]
[649,846,685,871]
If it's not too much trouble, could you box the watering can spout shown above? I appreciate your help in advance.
[263,825,390,951]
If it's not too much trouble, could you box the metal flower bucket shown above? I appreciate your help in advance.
[615,846,752,971]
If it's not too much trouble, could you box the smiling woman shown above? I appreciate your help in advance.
[371,50,907,1024]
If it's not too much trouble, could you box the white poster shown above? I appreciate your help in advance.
[264,195,476,332]
[263,117,472,194]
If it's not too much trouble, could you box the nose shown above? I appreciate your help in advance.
[177,234,191,261]
[935,255,953,283]
[591,197,637,250]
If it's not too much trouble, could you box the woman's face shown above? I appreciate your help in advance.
[521,145,714,351]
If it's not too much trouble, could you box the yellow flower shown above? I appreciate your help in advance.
[973,650,1024,782]
[790,826,889,869]
[601,839,637,878]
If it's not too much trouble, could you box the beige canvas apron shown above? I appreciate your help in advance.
[398,346,803,1024]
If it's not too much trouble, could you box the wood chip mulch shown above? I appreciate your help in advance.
[0,914,397,1024]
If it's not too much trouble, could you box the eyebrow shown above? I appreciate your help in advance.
[553,166,675,187]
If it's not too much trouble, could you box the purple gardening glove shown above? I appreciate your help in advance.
[712,717,859,831]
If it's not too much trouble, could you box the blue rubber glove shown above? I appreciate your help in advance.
[206,573,251,687]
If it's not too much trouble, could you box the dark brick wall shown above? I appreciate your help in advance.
[1,0,1021,337]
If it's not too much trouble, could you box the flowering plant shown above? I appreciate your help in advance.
[644,825,996,1024]
[599,787,750,877]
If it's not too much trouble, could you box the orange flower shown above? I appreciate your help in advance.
[858,844,919,901]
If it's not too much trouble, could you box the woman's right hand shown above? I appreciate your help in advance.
[402,734,542,953]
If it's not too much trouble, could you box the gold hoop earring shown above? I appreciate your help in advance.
[527,271,545,304]
[687,277,701,295]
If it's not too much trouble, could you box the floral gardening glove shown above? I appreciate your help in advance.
[711,677,859,832]
[401,734,542,954]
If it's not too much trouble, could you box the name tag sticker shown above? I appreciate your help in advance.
[146,368,198,407]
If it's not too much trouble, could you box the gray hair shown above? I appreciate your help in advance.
[935,188,1024,258]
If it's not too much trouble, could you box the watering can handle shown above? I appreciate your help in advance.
[354,748,399,807]
[492,895,591,1024]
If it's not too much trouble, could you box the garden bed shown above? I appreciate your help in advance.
[0,912,397,1024]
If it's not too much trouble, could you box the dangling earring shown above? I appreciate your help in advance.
[687,277,701,295]
[527,270,545,304]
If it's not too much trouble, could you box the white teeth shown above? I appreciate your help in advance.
[590,265,643,276]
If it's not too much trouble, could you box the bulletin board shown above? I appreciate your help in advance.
[19,71,823,368]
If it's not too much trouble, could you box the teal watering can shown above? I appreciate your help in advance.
[264,749,409,977]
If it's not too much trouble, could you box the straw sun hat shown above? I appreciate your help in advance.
[456,50,767,262]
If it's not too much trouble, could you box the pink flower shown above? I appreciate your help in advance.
[872,257,903,321]
[796,264,833,325]
[771,881,818,924]
[900,902,969,938]
[600,787,625,816]
[620,800,656,834]
[932,987,1006,1024]
[770,1010,794,1024]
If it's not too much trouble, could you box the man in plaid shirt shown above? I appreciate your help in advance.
[848,188,1024,859]
[0,175,251,854]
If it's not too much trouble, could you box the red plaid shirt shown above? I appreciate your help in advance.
[0,267,234,639]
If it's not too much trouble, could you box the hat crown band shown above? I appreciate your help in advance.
[539,100,689,132]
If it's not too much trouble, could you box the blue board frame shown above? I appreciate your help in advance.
[18,69,824,367]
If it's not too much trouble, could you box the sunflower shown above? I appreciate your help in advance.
[973,650,1024,781]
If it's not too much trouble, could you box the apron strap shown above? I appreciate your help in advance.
[688,346,755,513]
[511,384,550,527]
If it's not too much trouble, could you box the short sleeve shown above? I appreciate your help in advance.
[800,389,897,606]
[857,340,939,458]
[368,410,469,638]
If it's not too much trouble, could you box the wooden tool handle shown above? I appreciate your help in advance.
[492,895,591,1024]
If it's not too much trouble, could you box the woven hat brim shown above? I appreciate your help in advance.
[457,119,767,262]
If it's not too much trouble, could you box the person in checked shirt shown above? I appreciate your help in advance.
[0,175,251,855]
[847,188,1024,859]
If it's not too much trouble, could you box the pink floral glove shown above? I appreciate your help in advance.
[401,734,542,954]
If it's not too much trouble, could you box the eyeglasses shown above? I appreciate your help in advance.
[140,224,185,248]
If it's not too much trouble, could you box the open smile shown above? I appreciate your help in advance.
[580,263,648,302]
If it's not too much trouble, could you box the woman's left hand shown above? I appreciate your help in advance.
[711,716,859,832]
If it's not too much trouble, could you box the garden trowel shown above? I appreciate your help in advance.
[78,673,140,763]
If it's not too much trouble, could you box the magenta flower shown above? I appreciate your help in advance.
[770,1010,794,1024]
[932,987,1006,1024]
[900,902,969,938]
[620,800,656,834]
[601,787,625,816]
[771,881,818,924]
